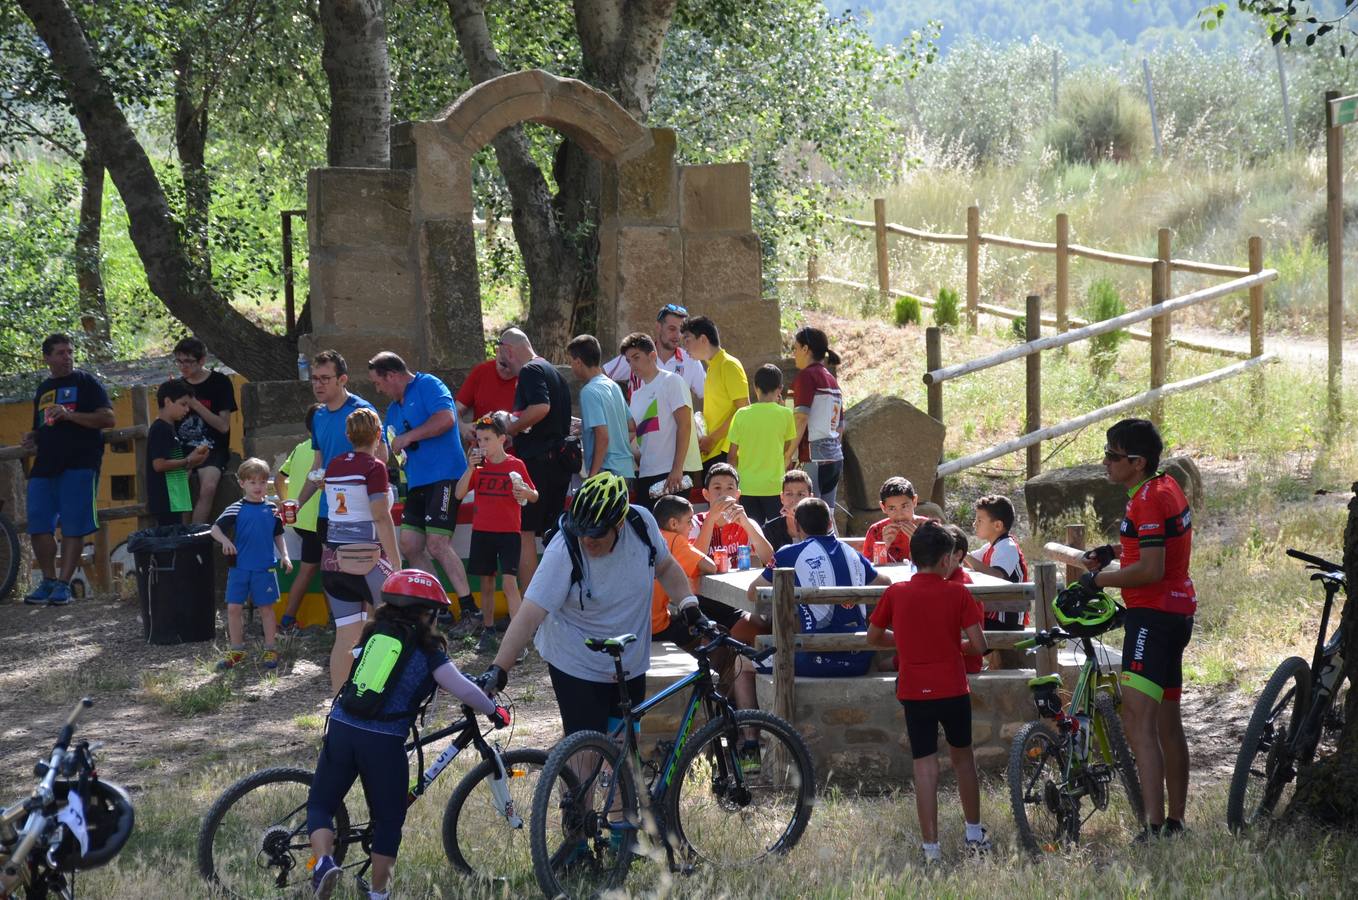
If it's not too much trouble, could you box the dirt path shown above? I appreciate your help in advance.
[1174,326,1358,374]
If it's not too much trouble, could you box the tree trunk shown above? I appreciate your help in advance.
[319,0,391,167]
[174,47,211,282]
[1288,484,1358,825]
[76,141,111,359]
[18,0,294,381]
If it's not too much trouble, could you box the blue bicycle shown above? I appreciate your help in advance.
[528,623,815,899]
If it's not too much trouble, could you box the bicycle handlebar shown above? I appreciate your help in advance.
[693,621,772,664]
[55,697,93,754]
[1287,548,1343,573]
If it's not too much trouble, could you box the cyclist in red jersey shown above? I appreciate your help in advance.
[1081,418,1192,840]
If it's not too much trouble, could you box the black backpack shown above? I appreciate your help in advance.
[546,508,657,608]
[336,619,431,721]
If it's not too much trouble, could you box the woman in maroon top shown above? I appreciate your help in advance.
[788,327,845,512]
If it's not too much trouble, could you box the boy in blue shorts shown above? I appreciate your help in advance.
[211,457,293,671]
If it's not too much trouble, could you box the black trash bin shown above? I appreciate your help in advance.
[128,525,216,644]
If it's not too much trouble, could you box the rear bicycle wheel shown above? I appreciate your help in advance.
[1227,656,1311,833]
[1094,694,1145,828]
[664,709,815,867]
[1009,721,1078,858]
[0,510,20,601]
[197,767,350,898]
[529,731,640,900]
[442,747,558,887]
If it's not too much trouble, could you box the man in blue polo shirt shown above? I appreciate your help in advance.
[22,333,115,606]
[292,350,388,545]
[368,351,477,625]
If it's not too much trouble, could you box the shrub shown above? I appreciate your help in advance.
[934,286,960,331]
[1044,77,1151,164]
[1011,316,1027,341]
[893,294,921,326]
[1082,278,1126,380]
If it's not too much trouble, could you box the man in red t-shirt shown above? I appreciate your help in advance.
[455,413,537,655]
[1081,418,1194,840]
[868,521,988,862]
[455,347,518,443]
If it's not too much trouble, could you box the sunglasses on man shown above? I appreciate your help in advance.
[1102,447,1143,462]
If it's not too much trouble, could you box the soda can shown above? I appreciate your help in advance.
[874,544,889,566]
[737,545,751,571]
[281,499,298,525]
[714,548,729,574]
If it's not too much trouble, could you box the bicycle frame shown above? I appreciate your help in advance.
[1292,572,1348,761]
[1040,634,1124,797]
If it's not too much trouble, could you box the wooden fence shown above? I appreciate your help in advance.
[0,385,153,592]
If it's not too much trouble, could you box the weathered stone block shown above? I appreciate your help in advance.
[827,751,893,785]
[822,706,870,726]
[612,226,684,342]
[708,296,781,370]
[420,219,484,371]
[410,123,473,220]
[308,246,417,330]
[1024,455,1204,535]
[681,232,761,310]
[602,127,677,224]
[973,746,1008,770]
[971,717,996,746]
[241,381,319,434]
[840,395,945,510]
[843,507,883,538]
[844,727,891,745]
[680,163,752,232]
[309,168,412,249]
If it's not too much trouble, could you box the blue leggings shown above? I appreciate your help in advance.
[306,719,408,857]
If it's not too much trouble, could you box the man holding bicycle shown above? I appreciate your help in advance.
[478,473,705,738]
[1082,418,1194,840]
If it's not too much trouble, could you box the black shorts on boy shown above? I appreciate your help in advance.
[901,695,972,759]
[468,531,521,578]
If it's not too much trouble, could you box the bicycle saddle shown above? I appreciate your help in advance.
[584,634,638,655]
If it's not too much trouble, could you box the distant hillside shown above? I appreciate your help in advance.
[838,0,1327,61]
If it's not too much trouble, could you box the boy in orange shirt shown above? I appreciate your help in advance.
[862,477,933,564]
[867,521,989,863]
[651,494,717,646]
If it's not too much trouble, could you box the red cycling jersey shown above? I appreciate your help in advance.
[1119,472,1195,615]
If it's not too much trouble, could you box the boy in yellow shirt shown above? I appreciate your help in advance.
[681,316,749,475]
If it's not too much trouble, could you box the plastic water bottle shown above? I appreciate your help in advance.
[297,353,310,382]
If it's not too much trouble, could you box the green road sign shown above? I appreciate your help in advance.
[1329,94,1358,128]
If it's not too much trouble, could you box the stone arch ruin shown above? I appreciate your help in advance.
[303,69,778,371]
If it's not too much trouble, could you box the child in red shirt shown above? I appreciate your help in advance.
[455,413,537,654]
[867,521,989,863]
[862,477,933,564]
[944,524,987,675]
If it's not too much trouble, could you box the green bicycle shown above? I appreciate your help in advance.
[1008,588,1144,857]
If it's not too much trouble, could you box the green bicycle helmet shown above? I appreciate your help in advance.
[564,472,630,538]
[1051,582,1122,638]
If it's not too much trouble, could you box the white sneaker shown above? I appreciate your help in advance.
[966,827,992,858]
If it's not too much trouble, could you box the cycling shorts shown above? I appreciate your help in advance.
[1120,607,1194,703]
[548,664,646,736]
[401,481,458,535]
[901,694,972,759]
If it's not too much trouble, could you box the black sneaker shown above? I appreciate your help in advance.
[1132,823,1164,845]
[475,629,499,655]
[1163,818,1188,838]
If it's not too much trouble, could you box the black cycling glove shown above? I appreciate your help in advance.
[1084,544,1116,569]
[682,603,711,631]
[1078,571,1100,594]
[476,664,508,695]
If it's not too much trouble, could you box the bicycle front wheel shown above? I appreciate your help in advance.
[1094,693,1145,828]
[0,510,19,601]
[529,730,640,900]
[197,767,349,898]
[664,709,815,868]
[1227,656,1311,833]
[1009,721,1078,858]
[442,747,555,887]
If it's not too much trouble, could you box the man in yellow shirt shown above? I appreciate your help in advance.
[681,316,749,476]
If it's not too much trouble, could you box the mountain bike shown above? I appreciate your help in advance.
[1226,548,1349,833]
[528,623,815,900]
[197,696,552,897]
[0,500,21,602]
[0,698,135,899]
[1009,611,1144,857]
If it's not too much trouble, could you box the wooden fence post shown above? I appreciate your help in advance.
[131,386,153,531]
[966,205,980,333]
[772,568,798,728]
[1064,524,1086,586]
[926,327,945,509]
[1025,294,1042,478]
[1055,212,1070,334]
[1249,235,1265,404]
[1158,227,1172,361]
[1150,260,1168,426]
[873,198,890,310]
[1033,562,1059,677]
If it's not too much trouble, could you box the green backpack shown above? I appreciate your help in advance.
[337,619,427,721]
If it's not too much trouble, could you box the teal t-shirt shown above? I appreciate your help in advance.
[580,374,635,478]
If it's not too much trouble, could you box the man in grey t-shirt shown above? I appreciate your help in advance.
[477,473,702,736]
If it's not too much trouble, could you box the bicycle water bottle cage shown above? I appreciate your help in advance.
[1028,674,1063,718]
[585,634,638,655]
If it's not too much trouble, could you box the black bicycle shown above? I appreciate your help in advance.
[1226,548,1349,833]
[528,623,815,900]
[0,698,135,899]
[0,500,21,602]
[197,696,553,897]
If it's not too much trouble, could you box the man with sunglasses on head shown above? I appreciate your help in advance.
[602,303,706,407]
[172,337,238,523]
[1081,418,1194,842]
